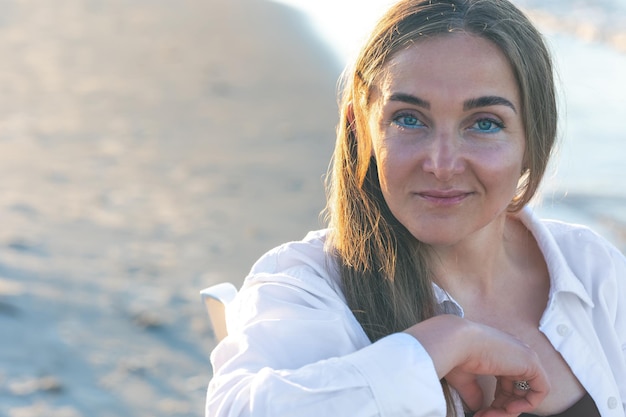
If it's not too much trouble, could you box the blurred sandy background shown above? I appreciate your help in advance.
[0,0,339,415]
[0,0,624,416]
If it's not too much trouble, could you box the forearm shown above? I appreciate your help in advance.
[207,333,447,417]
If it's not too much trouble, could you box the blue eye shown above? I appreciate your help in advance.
[471,118,504,133]
[393,113,425,129]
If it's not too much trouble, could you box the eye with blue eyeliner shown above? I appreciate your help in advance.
[389,108,507,134]
[392,111,426,129]
[469,117,505,133]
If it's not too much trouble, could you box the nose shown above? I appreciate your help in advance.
[421,132,465,181]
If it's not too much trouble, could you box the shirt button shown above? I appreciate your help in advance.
[607,396,618,409]
[556,324,570,336]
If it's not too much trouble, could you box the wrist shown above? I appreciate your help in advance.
[404,314,470,379]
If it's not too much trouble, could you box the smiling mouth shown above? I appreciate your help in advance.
[416,191,473,205]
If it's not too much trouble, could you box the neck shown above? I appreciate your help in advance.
[430,213,528,298]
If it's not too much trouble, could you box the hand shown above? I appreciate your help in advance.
[450,374,549,417]
[404,315,550,415]
[474,379,546,417]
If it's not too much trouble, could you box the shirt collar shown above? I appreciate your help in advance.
[432,283,465,317]
[430,206,595,318]
[519,206,595,308]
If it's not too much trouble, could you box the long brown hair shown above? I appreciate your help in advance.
[324,0,557,413]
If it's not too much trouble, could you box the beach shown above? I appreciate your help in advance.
[0,0,624,416]
[0,1,339,416]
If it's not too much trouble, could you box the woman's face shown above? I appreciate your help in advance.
[367,33,526,248]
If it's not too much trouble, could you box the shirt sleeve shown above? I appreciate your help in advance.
[608,245,626,412]
[205,269,447,417]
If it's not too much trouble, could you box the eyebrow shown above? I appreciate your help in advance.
[388,93,517,113]
[389,93,430,109]
[463,96,517,113]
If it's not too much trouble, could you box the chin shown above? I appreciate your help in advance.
[408,230,459,247]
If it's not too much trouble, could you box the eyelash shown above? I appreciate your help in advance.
[471,117,506,133]
[391,112,506,133]
[392,111,425,129]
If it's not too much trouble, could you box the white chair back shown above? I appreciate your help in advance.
[200,282,238,342]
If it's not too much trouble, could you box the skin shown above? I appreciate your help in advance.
[407,315,549,416]
[364,33,585,415]
[368,34,525,252]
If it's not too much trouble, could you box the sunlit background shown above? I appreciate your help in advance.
[0,1,623,416]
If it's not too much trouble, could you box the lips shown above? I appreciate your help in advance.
[415,189,473,205]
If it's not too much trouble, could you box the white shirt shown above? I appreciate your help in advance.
[206,207,626,417]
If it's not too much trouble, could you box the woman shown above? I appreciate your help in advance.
[206,0,626,416]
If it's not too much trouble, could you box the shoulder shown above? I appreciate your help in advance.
[249,229,331,276]
[521,206,626,303]
[228,230,352,334]
[241,229,345,303]
[527,208,624,266]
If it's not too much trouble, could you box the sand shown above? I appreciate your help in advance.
[0,1,340,416]
[0,1,624,417]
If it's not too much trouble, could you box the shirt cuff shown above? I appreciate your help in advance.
[343,332,447,416]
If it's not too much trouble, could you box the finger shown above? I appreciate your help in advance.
[444,371,484,412]
[499,377,550,415]
[505,391,547,415]
[512,380,531,392]
[488,378,512,410]
[455,379,484,412]
[503,375,550,413]
[473,409,520,417]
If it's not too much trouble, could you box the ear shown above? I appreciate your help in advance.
[346,102,356,132]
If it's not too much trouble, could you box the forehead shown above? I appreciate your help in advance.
[375,33,520,106]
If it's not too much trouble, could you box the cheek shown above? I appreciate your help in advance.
[372,144,392,191]
[475,148,525,191]
[373,140,415,191]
